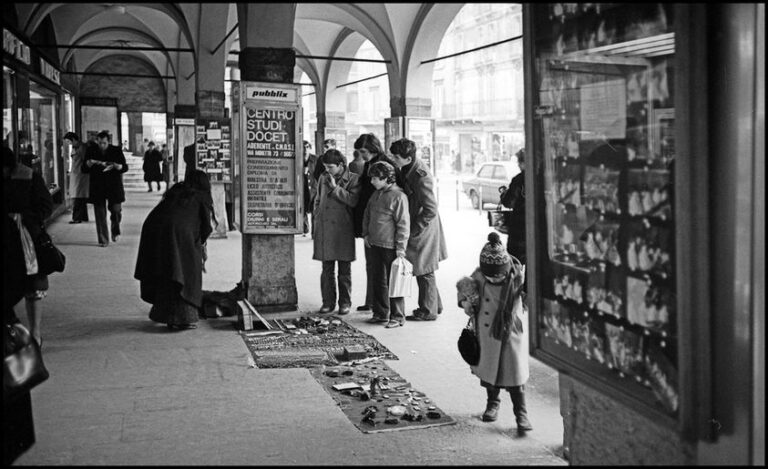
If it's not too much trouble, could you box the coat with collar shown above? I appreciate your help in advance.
[401,157,448,276]
[82,143,128,203]
[312,167,361,261]
[352,153,403,238]
[68,143,90,198]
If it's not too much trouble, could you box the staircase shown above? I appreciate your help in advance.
[123,153,149,189]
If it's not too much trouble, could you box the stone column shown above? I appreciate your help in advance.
[127,112,142,154]
[239,46,298,312]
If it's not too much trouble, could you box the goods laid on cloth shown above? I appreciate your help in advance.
[240,316,398,368]
[309,358,456,433]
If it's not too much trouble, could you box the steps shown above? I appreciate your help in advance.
[123,153,150,189]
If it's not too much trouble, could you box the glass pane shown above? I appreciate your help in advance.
[493,165,507,180]
[478,165,494,178]
[29,81,59,191]
[531,3,678,418]
[3,67,14,149]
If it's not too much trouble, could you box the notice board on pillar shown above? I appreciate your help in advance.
[239,82,303,234]
[196,119,232,182]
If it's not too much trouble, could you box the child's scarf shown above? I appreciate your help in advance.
[489,268,525,341]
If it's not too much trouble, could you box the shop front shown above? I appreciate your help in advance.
[3,26,72,221]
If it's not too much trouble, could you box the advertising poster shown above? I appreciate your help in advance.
[239,81,302,234]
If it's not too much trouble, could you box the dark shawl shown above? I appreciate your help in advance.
[134,185,213,307]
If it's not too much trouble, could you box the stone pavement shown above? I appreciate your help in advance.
[12,183,566,466]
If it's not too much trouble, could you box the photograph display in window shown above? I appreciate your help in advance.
[531,3,678,416]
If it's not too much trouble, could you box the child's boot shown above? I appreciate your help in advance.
[509,385,533,433]
[482,386,501,422]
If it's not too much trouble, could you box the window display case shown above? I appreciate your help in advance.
[524,3,709,436]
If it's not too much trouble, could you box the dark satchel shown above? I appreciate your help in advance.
[35,229,66,275]
[3,321,50,400]
[457,316,480,366]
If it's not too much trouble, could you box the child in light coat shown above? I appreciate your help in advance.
[457,232,532,434]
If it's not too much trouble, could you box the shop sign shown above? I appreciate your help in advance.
[3,28,31,66]
[239,82,303,234]
[244,84,299,104]
[174,118,195,126]
[39,58,60,85]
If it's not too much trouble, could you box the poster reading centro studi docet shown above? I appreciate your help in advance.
[240,82,303,234]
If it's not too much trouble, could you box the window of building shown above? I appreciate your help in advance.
[28,81,59,191]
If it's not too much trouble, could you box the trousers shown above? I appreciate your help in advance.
[71,198,89,222]
[92,200,122,245]
[369,245,405,321]
[415,271,443,317]
[320,260,351,308]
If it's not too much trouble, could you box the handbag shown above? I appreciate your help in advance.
[35,228,66,275]
[487,205,511,235]
[457,316,480,366]
[3,321,50,400]
[389,256,413,298]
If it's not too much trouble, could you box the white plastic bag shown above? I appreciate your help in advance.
[389,257,413,298]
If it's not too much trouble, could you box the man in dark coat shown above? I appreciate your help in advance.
[83,130,128,247]
[389,138,448,321]
[182,141,197,182]
[142,141,164,192]
[502,148,526,264]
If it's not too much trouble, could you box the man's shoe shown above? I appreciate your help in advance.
[366,317,389,324]
[338,305,351,315]
[318,305,334,314]
[69,220,81,224]
[356,304,372,311]
[112,235,120,243]
[405,314,437,321]
[385,320,404,328]
[98,242,108,247]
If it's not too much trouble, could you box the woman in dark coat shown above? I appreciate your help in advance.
[142,141,163,192]
[3,147,39,464]
[134,170,213,329]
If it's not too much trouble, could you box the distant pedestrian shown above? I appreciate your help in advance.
[302,140,318,236]
[349,149,365,175]
[312,149,361,315]
[389,138,448,321]
[352,133,403,313]
[83,130,128,246]
[63,132,90,223]
[143,141,163,192]
[160,143,171,185]
[501,148,526,264]
[134,170,213,330]
[458,232,532,434]
[362,161,410,328]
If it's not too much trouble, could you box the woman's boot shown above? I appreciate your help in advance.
[482,386,502,422]
[509,385,533,433]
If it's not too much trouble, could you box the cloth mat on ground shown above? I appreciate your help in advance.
[240,316,398,368]
[309,359,456,433]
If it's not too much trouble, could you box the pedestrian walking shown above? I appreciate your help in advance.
[389,137,448,321]
[458,232,532,434]
[134,170,213,330]
[302,140,318,236]
[362,161,410,328]
[83,130,128,247]
[312,149,361,315]
[160,143,171,186]
[352,133,403,313]
[63,132,90,223]
[3,146,53,347]
[143,141,163,192]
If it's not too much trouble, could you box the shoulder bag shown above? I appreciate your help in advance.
[3,321,50,400]
[35,228,66,275]
[457,315,480,366]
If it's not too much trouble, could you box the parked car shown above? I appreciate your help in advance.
[461,161,519,209]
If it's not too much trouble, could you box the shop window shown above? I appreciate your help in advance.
[28,81,59,194]
[3,67,14,149]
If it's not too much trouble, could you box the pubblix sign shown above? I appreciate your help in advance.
[239,82,303,234]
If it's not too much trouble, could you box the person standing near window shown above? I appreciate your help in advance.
[83,130,128,247]
[63,132,90,224]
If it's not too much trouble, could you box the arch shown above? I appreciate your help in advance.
[23,3,195,55]
[401,3,466,100]
[80,54,167,113]
[62,27,176,79]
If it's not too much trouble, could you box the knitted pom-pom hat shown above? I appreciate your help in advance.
[479,232,512,277]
